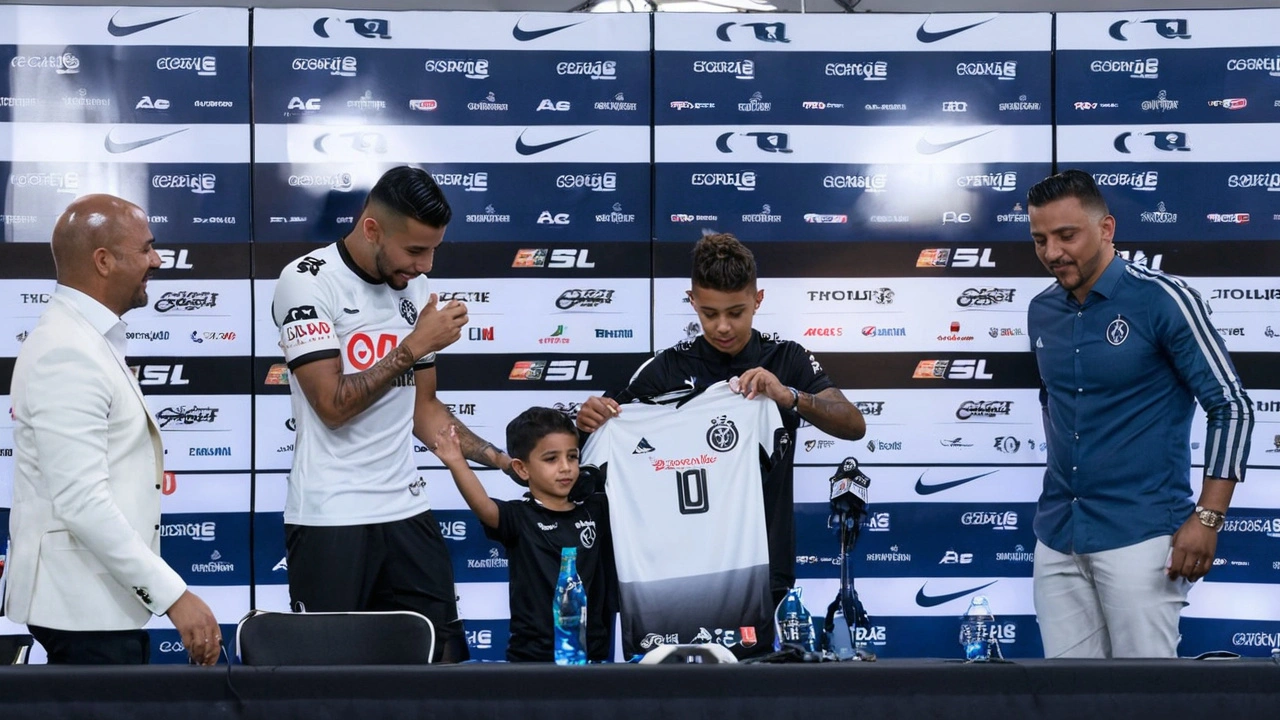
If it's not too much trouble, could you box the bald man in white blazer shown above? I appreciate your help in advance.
[3,194,220,665]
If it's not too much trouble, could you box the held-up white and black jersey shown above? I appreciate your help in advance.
[272,241,435,526]
[612,330,833,600]
[582,381,785,658]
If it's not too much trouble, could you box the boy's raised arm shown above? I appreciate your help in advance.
[431,424,500,529]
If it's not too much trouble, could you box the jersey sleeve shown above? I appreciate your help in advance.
[484,498,522,546]
[410,276,436,372]
[786,342,835,396]
[753,398,786,472]
[272,259,341,370]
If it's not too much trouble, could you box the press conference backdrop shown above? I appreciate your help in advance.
[0,7,1277,664]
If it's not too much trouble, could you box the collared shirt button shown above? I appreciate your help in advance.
[1072,466,1077,472]
[1077,311,1083,317]
[1074,433,1079,440]
[1077,388,1083,393]
[154,524,160,530]
[1075,348,1080,354]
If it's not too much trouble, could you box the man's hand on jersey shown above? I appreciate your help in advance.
[736,368,789,408]
[575,395,620,433]
[430,424,465,467]
[405,293,468,358]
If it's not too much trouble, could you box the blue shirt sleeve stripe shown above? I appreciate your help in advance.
[1138,268,1253,481]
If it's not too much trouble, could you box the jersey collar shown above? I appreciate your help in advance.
[336,237,384,286]
[693,328,764,365]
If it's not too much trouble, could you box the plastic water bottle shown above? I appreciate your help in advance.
[774,586,817,652]
[959,595,1002,662]
[553,547,588,665]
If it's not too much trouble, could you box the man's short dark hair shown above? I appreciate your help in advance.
[506,407,578,462]
[364,166,452,228]
[691,232,757,293]
[1027,169,1109,217]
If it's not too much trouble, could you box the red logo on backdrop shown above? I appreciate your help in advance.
[950,321,961,332]
[347,333,398,370]
[739,626,758,648]
[162,471,177,495]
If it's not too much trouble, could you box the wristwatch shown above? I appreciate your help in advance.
[1194,506,1226,531]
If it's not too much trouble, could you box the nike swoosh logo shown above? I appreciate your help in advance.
[107,10,194,37]
[104,128,189,154]
[512,18,585,42]
[915,581,997,608]
[916,17,995,43]
[915,130,993,155]
[342,308,360,314]
[514,129,594,156]
[914,470,997,495]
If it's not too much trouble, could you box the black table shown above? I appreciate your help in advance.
[2,658,1278,719]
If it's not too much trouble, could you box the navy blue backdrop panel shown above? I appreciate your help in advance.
[0,5,250,244]
[251,10,651,245]
[1056,10,1280,242]
[653,13,1052,248]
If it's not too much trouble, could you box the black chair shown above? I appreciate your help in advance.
[0,634,34,665]
[235,610,435,666]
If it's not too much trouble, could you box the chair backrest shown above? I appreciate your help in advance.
[0,634,34,665]
[638,643,738,664]
[235,610,435,666]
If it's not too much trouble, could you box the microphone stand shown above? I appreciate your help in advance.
[824,458,876,661]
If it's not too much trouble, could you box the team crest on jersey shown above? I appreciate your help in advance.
[1106,316,1130,346]
[577,519,597,548]
[706,415,739,452]
[399,298,418,325]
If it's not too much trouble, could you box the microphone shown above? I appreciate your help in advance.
[829,457,870,516]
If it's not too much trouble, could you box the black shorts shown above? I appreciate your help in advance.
[285,509,468,662]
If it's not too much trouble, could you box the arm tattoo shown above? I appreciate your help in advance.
[454,429,503,469]
[799,389,865,441]
[330,344,417,421]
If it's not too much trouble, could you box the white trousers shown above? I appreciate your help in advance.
[1033,536,1191,658]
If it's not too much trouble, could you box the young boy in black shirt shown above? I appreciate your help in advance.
[431,407,612,662]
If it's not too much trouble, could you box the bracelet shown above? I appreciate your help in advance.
[787,387,800,412]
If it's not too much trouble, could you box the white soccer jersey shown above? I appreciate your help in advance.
[272,241,435,526]
[582,381,784,656]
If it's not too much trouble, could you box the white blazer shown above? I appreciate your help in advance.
[4,292,186,631]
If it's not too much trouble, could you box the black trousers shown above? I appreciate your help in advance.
[28,625,150,665]
[285,509,468,663]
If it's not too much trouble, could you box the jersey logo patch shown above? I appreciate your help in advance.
[1106,316,1130,346]
[399,298,418,325]
[283,305,318,323]
[706,415,739,452]
[296,256,325,275]
[632,438,655,454]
